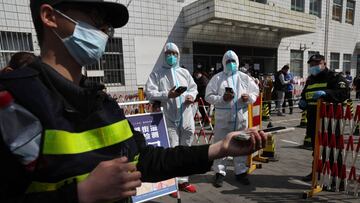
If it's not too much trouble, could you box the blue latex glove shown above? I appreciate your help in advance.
[312,90,326,100]
[298,99,307,110]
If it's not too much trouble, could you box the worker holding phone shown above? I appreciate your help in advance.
[145,42,198,195]
[205,50,259,188]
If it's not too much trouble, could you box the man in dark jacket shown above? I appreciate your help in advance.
[299,54,349,181]
[282,71,294,114]
[193,70,210,125]
[0,1,266,203]
[274,65,290,116]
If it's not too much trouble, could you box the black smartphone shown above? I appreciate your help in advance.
[262,126,286,133]
[175,86,187,94]
[225,87,233,94]
[233,126,287,141]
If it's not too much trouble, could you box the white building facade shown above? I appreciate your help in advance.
[0,0,359,94]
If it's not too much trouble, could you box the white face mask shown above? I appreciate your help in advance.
[53,9,108,66]
[309,65,322,76]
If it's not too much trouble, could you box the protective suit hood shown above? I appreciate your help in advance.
[163,42,180,69]
[222,50,239,75]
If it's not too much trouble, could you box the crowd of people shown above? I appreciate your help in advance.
[144,43,261,194]
[0,0,357,202]
[189,52,352,188]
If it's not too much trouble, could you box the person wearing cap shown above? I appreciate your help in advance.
[145,42,199,196]
[299,54,349,182]
[205,50,259,187]
[0,1,267,202]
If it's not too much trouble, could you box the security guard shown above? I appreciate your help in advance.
[299,54,349,181]
[0,1,267,202]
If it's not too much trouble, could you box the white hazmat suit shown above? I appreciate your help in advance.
[205,50,259,176]
[145,42,198,184]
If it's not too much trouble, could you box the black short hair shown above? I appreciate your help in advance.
[282,65,290,70]
[8,52,36,69]
[30,1,70,47]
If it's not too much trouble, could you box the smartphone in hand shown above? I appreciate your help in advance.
[175,86,187,94]
[225,87,233,94]
[233,131,251,141]
[233,126,287,141]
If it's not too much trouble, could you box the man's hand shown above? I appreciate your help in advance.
[78,157,142,203]
[168,86,181,98]
[240,93,249,103]
[208,128,267,160]
[184,95,194,105]
[223,93,234,102]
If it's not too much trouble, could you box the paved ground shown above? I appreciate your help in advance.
[147,105,360,203]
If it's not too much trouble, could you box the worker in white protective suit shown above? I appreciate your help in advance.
[205,50,259,188]
[145,42,198,196]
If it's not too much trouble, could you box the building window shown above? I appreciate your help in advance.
[291,0,305,12]
[346,0,355,24]
[332,0,343,21]
[343,54,352,71]
[310,0,322,17]
[290,50,304,77]
[86,38,125,85]
[330,53,340,70]
[249,0,267,3]
[0,31,34,69]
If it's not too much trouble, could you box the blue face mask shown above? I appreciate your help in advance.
[226,62,237,74]
[53,10,108,66]
[166,55,177,66]
[309,65,322,76]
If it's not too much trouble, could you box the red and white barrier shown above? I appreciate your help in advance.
[319,103,332,187]
[193,97,214,144]
[310,101,360,197]
[248,96,262,129]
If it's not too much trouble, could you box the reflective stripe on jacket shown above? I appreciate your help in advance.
[0,60,140,201]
